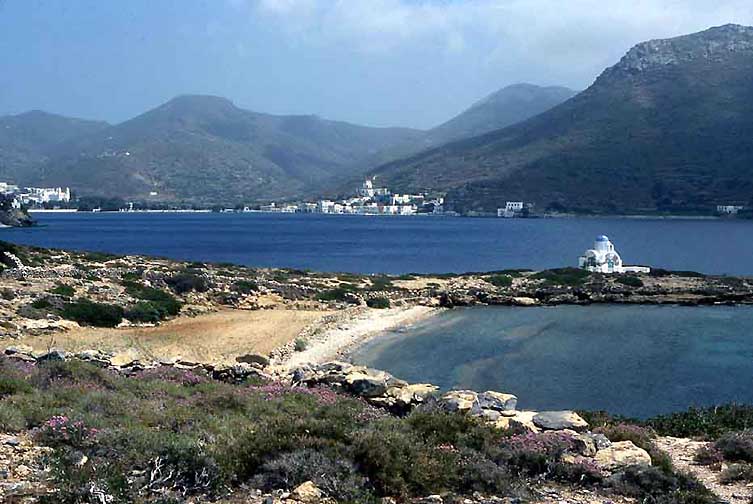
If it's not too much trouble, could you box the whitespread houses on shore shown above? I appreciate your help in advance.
[0,183,71,208]
[578,235,650,274]
[258,179,444,216]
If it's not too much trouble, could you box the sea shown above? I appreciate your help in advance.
[350,305,753,418]
[2,212,753,275]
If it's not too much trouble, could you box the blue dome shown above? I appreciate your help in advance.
[596,235,609,242]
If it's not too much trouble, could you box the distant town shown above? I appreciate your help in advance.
[0,179,749,220]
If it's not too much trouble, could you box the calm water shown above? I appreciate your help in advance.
[350,305,753,418]
[3,212,753,275]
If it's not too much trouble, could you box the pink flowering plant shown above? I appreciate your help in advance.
[34,415,99,449]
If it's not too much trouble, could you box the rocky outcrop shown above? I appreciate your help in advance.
[0,208,33,228]
[594,441,653,473]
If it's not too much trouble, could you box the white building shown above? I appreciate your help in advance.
[717,205,745,215]
[578,235,650,274]
[359,179,375,198]
[498,201,525,218]
[317,200,336,214]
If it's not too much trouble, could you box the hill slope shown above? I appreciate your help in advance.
[427,83,576,145]
[0,111,109,184]
[373,24,753,214]
[32,96,425,203]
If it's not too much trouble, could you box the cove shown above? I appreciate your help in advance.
[349,305,753,418]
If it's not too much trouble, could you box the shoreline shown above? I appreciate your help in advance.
[278,305,441,370]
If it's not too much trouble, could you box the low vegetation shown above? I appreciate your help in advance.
[60,299,126,328]
[0,358,724,503]
[486,274,513,288]
[615,275,644,288]
[532,268,592,286]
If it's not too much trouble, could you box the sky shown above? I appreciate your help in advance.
[1,0,753,129]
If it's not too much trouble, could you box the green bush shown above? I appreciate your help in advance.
[61,299,125,327]
[293,338,308,352]
[616,275,644,288]
[532,268,591,286]
[647,405,753,440]
[720,463,753,483]
[714,431,753,463]
[317,286,358,302]
[49,284,75,298]
[0,403,26,431]
[31,297,54,310]
[232,280,259,294]
[166,272,210,294]
[123,281,182,318]
[369,276,394,291]
[124,302,163,324]
[487,274,513,288]
[367,297,391,309]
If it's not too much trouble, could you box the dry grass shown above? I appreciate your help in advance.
[15,308,330,364]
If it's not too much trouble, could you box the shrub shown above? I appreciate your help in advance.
[34,415,99,449]
[0,403,26,431]
[251,449,375,502]
[714,431,753,462]
[61,299,124,327]
[532,268,591,286]
[369,276,394,291]
[31,297,54,310]
[487,274,513,288]
[615,275,644,287]
[49,284,75,298]
[0,375,33,396]
[232,280,259,294]
[124,302,163,324]
[647,404,753,439]
[720,463,753,483]
[166,272,210,294]
[317,287,358,302]
[294,338,308,352]
[367,297,391,309]
[123,281,182,318]
[608,465,716,503]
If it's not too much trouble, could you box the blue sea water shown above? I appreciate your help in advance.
[350,305,753,418]
[2,212,753,275]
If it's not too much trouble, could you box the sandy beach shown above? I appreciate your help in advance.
[281,305,441,369]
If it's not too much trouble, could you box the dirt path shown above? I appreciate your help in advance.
[14,308,331,364]
[656,436,752,504]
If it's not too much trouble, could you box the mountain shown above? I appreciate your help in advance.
[372,24,753,214]
[427,84,577,144]
[32,96,425,203]
[0,111,109,183]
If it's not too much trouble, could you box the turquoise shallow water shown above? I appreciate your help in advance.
[350,305,753,418]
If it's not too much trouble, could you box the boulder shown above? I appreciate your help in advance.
[236,353,270,367]
[512,297,539,306]
[494,411,540,433]
[440,390,478,412]
[385,383,439,408]
[4,345,34,356]
[594,441,652,472]
[290,481,323,503]
[532,411,589,431]
[36,349,67,362]
[344,369,405,397]
[477,391,518,412]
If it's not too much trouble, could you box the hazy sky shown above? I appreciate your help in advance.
[2,0,752,129]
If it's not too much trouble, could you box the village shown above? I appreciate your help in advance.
[0,182,71,208]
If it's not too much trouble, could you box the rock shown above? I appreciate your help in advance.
[236,353,270,367]
[2,436,20,447]
[36,349,66,362]
[494,411,540,433]
[440,390,478,412]
[532,411,589,431]
[587,432,612,450]
[568,432,597,457]
[512,297,539,306]
[385,383,439,408]
[477,391,517,412]
[290,481,323,503]
[594,440,652,472]
[4,345,34,356]
[344,369,405,397]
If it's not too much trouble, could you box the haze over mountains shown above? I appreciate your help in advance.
[0,84,574,204]
[3,24,753,213]
[374,24,753,214]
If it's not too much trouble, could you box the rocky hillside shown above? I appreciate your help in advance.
[0,110,109,184]
[5,83,575,205]
[427,83,576,145]
[372,24,753,214]
[29,96,425,204]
